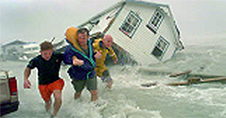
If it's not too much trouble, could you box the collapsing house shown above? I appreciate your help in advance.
[77,0,184,65]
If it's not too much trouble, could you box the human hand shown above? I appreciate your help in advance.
[73,58,84,66]
[24,79,31,88]
[114,58,118,64]
[94,51,102,59]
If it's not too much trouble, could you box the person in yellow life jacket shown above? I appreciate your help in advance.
[93,34,118,89]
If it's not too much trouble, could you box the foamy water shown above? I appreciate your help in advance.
[1,38,226,118]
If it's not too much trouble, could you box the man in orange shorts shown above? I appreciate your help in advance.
[23,41,64,117]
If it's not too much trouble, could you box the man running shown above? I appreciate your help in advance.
[93,34,118,89]
[23,41,64,117]
[64,27,99,101]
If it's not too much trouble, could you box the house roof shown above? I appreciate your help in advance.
[125,0,173,17]
[76,0,183,48]
[77,0,174,29]
[1,40,27,48]
[125,0,169,8]
[77,1,125,28]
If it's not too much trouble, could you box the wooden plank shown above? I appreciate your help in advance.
[141,77,226,87]
[167,77,226,86]
[138,67,226,78]
[166,82,190,86]
[188,74,224,79]
[200,77,226,83]
[169,70,192,77]
[141,82,158,87]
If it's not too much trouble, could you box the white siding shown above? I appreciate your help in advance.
[108,3,178,65]
[158,12,178,61]
[87,2,180,65]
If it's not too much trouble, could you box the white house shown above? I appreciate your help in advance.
[78,0,184,65]
[1,40,39,61]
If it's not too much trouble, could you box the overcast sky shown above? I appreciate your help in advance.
[0,0,226,45]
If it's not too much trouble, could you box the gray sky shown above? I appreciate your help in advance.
[0,0,226,45]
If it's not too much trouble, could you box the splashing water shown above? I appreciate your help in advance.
[1,38,226,118]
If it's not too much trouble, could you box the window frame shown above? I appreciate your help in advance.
[119,11,142,38]
[151,36,169,60]
[146,9,164,34]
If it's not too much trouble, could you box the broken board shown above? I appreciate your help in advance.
[141,77,226,87]
[141,82,158,87]
[169,70,192,77]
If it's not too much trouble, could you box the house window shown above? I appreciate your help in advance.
[151,36,169,60]
[119,11,142,38]
[147,9,164,34]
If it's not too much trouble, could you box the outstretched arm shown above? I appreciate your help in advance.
[24,67,31,88]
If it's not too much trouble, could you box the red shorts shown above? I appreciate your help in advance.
[38,79,64,102]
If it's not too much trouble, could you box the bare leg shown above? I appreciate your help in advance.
[52,90,62,116]
[90,90,98,101]
[74,92,82,100]
[45,99,52,112]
